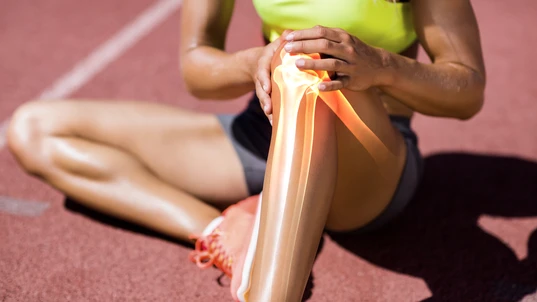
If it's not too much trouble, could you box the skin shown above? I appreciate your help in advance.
[248,3,484,298]
[248,48,339,301]
[247,2,484,298]
[7,0,485,300]
[247,42,407,301]
[256,0,486,121]
[7,101,241,240]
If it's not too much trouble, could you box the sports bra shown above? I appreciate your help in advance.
[252,0,417,54]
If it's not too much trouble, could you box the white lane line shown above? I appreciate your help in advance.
[0,0,183,150]
[0,196,50,217]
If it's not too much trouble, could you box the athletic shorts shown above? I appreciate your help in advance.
[217,94,424,231]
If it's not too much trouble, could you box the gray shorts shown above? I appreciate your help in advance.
[218,114,267,194]
[217,114,423,231]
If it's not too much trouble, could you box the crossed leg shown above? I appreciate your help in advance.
[7,100,250,240]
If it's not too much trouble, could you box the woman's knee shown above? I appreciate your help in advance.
[7,101,58,174]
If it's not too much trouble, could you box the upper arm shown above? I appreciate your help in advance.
[180,0,235,54]
[412,0,486,80]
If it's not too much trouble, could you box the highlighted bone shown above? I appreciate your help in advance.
[235,47,397,301]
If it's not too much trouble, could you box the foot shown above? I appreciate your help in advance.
[189,194,261,301]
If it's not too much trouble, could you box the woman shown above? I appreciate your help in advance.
[7,0,485,301]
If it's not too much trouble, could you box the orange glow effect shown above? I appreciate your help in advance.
[235,49,399,302]
[272,50,396,176]
[271,52,320,207]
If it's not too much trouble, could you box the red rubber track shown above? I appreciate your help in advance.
[1,0,536,301]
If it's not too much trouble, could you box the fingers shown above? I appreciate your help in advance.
[257,36,285,97]
[255,74,272,114]
[280,29,293,41]
[255,29,296,117]
[286,25,344,43]
[257,55,272,93]
[256,33,293,116]
[318,76,350,91]
[255,54,272,115]
[284,39,355,62]
[284,25,357,62]
[295,58,350,73]
[256,51,273,115]
[274,26,360,93]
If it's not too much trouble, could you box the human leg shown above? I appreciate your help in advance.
[7,100,250,241]
[244,46,409,301]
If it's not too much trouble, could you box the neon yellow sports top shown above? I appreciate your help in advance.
[252,0,417,54]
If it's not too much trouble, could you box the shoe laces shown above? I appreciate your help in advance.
[189,228,233,277]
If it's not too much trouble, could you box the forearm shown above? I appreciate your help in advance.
[180,46,263,100]
[379,49,486,120]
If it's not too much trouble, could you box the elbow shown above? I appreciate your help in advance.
[456,93,484,121]
[455,72,486,121]
[180,64,212,100]
[185,84,226,100]
[180,51,208,100]
[180,58,230,100]
[184,81,213,100]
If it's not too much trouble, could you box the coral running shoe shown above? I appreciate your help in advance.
[189,194,262,301]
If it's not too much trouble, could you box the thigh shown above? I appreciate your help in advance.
[29,99,249,203]
[325,89,409,231]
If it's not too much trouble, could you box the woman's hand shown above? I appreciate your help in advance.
[284,25,391,92]
[254,30,292,121]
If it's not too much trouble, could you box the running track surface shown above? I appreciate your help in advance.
[1,1,537,301]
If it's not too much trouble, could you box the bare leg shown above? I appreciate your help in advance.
[244,46,407,301]
[243,50,338,301]
[7,100,250,241]
[250,98,337,301]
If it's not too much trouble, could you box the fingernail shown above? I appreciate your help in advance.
[285,33,294,41]
[284,43,293,52]
[295,59,305,67]
[263,84,268,92]
[318,83,326,90]
[264,104,269,112]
